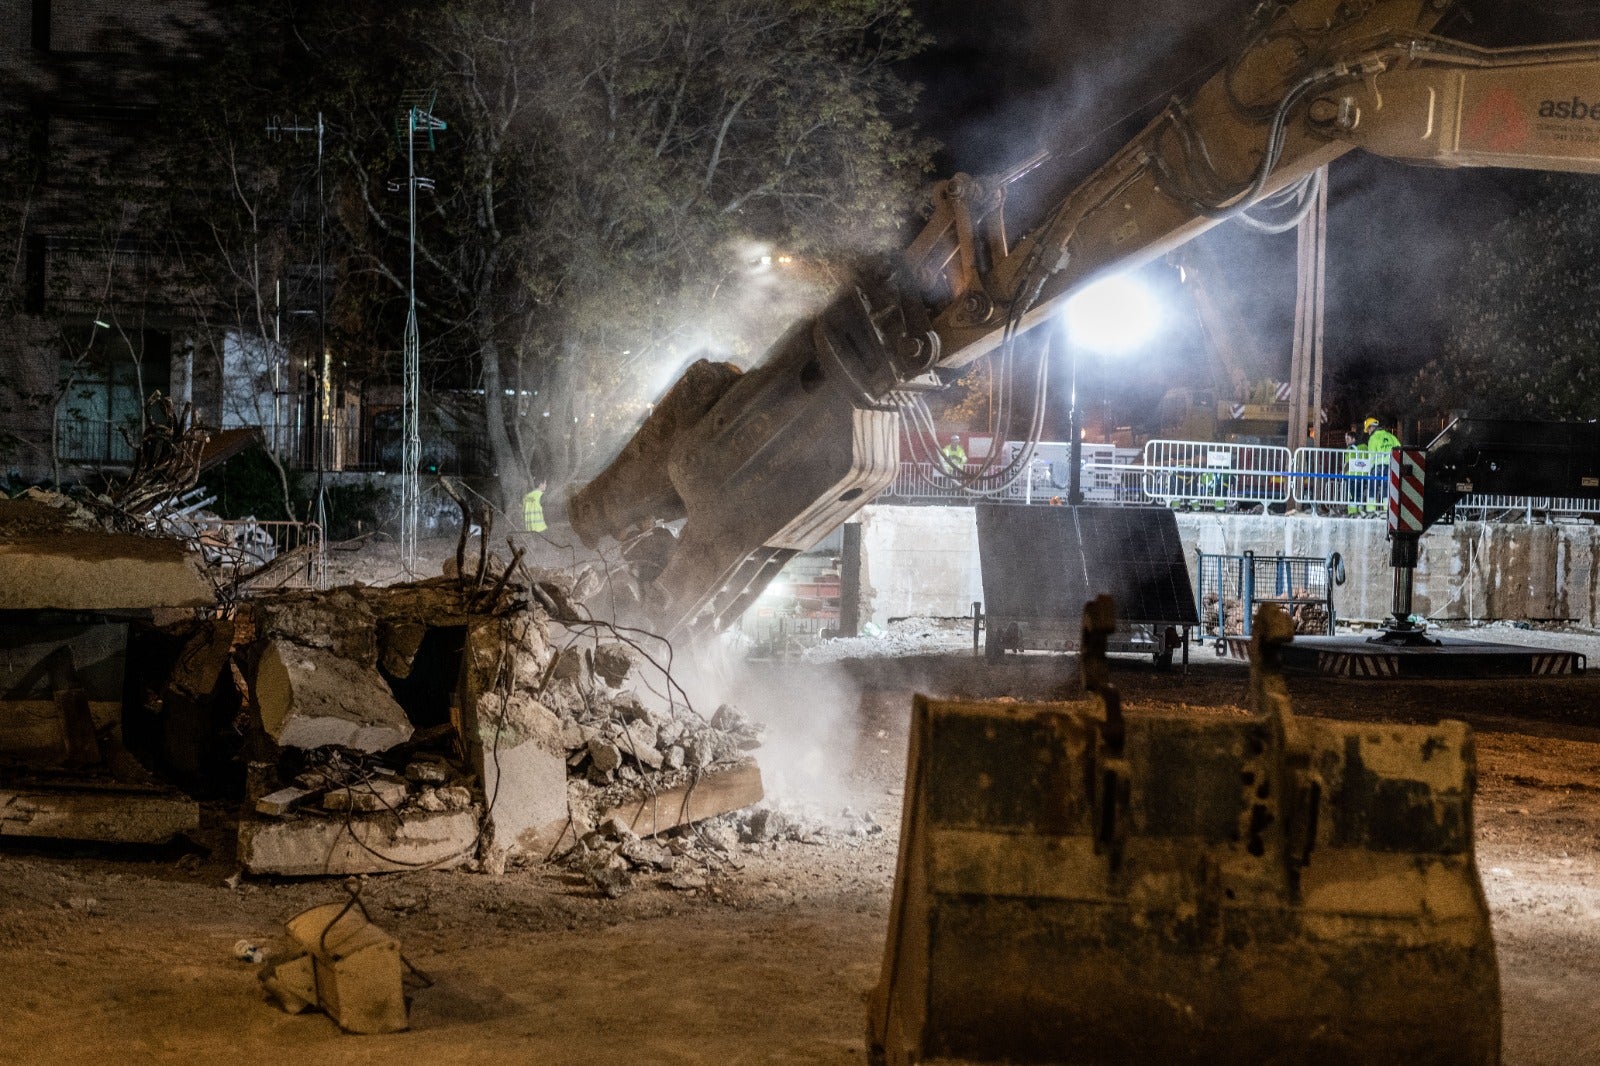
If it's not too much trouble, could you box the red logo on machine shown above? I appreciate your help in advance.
[1462,86,1530,153]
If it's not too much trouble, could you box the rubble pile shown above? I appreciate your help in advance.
[800,617,971,662]
[562,798,885,899]
[228,581,508,875]
[515,613,768,869]
[0,485,770,877]
[175,566,771,879]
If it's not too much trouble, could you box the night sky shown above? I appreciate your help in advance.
[904,0,1600,433]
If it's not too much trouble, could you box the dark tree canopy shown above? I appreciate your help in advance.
[1407,174,1600,422]
[171,0,934,502]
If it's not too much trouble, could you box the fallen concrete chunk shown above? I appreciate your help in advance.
[558,720,587,752]
[602,759,764,838]
[0,786,198,843]
[255,786,317,817]
[620,837,673,870]
[592,644,633,686]
[255,640,414,753]
[322,778,408,813]
[261,953,317,1014]
[404,758,450,785]
[587,737,621,772]
[436,785,473,809]
[552,647,584,680]
[378,621,428,679]
[282,901,408,1034]
[238,808,477,876]
[619,720,663,769]
[478,737,568,863]
[169,621,236,699]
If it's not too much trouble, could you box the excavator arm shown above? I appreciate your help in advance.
[571,0,1600,636]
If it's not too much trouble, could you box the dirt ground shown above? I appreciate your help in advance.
[2,638,1599,1064]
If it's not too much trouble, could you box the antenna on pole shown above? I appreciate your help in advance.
[393,90,446,575]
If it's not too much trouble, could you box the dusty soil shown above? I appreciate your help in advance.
[2,646,1599,1064]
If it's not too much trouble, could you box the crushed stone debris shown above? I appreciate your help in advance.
[800,617,973,663]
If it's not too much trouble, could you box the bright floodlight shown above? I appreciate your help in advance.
[1064,273,1161,355]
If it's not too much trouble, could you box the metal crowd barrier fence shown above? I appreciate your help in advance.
[1289,447,1389,511]
[1455,495,1540,522]
[155,514,327,590]
[1140,440,1292,508]
[880,442,1600,523]
[1548,498,1600,518]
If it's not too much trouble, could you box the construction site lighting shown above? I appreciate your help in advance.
[1064,273,1161,355]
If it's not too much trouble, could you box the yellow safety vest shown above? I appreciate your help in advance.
[523,488,546,533]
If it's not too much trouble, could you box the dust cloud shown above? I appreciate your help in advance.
[624,636,866,810]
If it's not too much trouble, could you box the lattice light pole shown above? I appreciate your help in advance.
[395,90,446,573]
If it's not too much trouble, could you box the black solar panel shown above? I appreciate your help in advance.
[975,505,1198,627]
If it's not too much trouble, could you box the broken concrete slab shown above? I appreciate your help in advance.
[322,778,408,813]
[602,759,764,838]
[238,808,477,876]
[254,640,414,753]
[0,786,199,843]
[478,737,568,863]
[377,621,428,679]
[255,786,317,817]
[0,532,212,610]
[253,591,378,663]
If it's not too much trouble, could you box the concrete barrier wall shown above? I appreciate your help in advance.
[855,505,1600,627]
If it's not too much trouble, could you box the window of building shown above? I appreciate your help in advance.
[56,326,171,463]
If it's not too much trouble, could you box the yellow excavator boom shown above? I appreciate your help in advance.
[571,0,1600,637]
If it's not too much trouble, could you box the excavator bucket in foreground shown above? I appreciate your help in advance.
[868,598,1499,1065]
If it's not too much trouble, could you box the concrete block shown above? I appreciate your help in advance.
[255,786,317,817]
[619,720,662,769]
[238,808,477,876]
[479,736,568,861]
[260,953,317,1014]
[255,640,414,753]
[322,778,408,812]
[0,534,212,610]
[602,759,764,838]
[284,902,408,1034]
[0,786,198,843]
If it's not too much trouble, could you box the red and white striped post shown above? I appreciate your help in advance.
[1387,448,1427,534]
[1382,447,1433,643]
